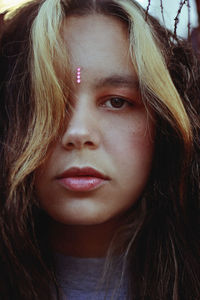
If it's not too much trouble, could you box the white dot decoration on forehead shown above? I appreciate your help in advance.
[76,67,81,84]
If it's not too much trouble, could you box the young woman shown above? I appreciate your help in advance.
[0,0,200,299]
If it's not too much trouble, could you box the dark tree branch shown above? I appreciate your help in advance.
[174,0,187,37]
[195,0,200,26]
[187,0,191,39]
[145,0,151,21]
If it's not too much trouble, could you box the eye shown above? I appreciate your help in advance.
[103,97,133,109]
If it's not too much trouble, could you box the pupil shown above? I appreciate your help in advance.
[111,98,124,108]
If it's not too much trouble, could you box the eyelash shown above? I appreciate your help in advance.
[101,97,134,110]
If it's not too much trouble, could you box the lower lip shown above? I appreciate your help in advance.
[58,177,106,192]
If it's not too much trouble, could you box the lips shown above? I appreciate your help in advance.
[56,167,110,192]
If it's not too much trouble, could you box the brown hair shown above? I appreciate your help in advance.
[0,0,200,299]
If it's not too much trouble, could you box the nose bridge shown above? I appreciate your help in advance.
[74,96,90,123]
[68,95,93,133]
[61,95,100,149]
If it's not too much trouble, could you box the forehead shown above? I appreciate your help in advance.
[62,14,136,79]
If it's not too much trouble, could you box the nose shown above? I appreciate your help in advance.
[61,100,101,150]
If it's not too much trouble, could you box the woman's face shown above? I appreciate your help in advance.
[35,14,155,226]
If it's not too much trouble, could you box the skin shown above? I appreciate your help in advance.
[35,14,155,257]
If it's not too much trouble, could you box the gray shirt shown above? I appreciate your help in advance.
[54,252,129,300]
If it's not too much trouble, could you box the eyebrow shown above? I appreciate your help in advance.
[94,74,140,90]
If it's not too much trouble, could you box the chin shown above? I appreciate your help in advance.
[47,207,114,226]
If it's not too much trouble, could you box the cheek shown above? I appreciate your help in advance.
[104,114,155,165]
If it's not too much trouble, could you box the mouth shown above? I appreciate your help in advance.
[56,167,110,192]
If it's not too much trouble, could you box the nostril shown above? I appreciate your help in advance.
[85,141,94,146]
[67,142,74,148]
[65,140,95,150]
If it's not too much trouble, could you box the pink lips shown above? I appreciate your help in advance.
[56,167,110,192]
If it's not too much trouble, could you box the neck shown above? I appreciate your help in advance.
[49,218,123,258]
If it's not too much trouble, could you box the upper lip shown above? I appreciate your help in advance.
[56,167,110,180]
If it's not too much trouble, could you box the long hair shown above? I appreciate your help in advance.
[0,0,200,299]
